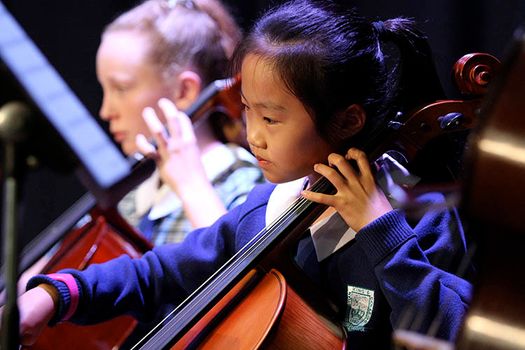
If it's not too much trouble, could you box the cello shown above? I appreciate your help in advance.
[455,29,525,350]
[131,52,500,350]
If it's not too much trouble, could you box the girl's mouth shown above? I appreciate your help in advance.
[112,131,126,143]
[255,155,270,168]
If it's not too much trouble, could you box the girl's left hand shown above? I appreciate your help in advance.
[301,148,393,232]
[136,98,208,197]
[135,98,227,227]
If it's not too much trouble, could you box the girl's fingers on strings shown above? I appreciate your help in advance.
[158,98,182,139]
[346,148,375,192]
[313,162,347,190]
[135,133,158,159]
[142,106,168,150]
[328,152,361,188]
[301,189,336,207]
[165,101,196,143]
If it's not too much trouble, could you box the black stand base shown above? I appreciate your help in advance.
[0,101,34,349]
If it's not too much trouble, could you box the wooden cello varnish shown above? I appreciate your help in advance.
[23,209,153,350]
[172,269,346,349]
[455,37,525,350]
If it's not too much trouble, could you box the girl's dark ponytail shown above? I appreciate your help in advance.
[377,18,445,113]
[232,0,445,149]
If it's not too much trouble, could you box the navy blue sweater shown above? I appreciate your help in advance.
[29,183,472,348]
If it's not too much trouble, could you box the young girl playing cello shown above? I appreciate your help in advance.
[8,0,472,348]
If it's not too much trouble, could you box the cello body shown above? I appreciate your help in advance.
[25,207,153,350]
[456,31,525,350]
[173,269,346,350]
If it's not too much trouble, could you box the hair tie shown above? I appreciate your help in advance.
[372,21,386,37]
[167,0,196,10]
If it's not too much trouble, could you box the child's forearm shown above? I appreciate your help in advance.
[37,283,59,309]
[15,284,59,347]
[27,273,79,324]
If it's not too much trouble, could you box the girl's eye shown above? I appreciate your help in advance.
[241,102,250,111]
[109,82,131,95]
[115,86,129,94]
[263,116,276,124]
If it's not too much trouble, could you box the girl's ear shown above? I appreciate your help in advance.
[171,70,202,110]
[339,104,366,138]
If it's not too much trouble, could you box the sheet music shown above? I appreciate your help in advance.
[0,1,130,189]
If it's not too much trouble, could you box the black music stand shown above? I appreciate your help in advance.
[0,3,153,348]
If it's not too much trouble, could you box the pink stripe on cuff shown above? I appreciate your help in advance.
[48,273,79,321]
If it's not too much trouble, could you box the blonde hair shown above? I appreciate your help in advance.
[104,0,241,84]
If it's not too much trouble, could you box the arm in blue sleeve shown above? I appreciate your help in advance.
[27,205,242,325]
[356,193,473,341]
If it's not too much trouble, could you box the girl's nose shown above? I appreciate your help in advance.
[246,118,265,150]
[99,94,114,121]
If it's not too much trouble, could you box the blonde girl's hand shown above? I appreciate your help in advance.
[136,98,208,196]
[301,148,393,232]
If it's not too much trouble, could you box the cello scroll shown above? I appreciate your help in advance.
[383,52,501,184]
[456,30,525,350]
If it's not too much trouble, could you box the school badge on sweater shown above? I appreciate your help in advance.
[344,285,374,332]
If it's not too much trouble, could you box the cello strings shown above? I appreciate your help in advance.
[173,121,454,331]
[135,178,330,348]
[138,159,462,348]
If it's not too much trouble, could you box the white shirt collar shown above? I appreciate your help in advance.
[265,177,353,262]
[265,177,308,225]
[264,153,419,262]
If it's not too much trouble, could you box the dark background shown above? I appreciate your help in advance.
[1,0,524,257]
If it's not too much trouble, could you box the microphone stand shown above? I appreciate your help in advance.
[0,101,33,350]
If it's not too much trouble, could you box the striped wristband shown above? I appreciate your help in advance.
[46,273,79,321]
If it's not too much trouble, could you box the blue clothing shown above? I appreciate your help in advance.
[29,183,472,348]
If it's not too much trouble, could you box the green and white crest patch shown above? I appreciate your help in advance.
[343,285,374,332]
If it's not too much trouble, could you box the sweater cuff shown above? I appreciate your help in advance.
[356,209,415,266]
[26,273,79,324]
